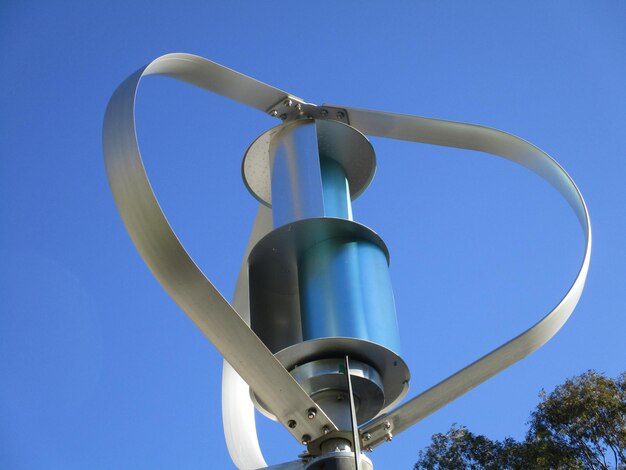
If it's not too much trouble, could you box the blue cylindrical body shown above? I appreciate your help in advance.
[298,157,400,354]
[298,238,401,353]
[269,121,401,355]
[320,157,352,220]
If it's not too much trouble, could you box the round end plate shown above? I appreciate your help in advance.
[242,119,376,206]
[251,337,410,423]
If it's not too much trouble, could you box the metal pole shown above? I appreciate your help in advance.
[345,356,362,470]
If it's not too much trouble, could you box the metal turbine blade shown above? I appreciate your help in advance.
[322,105,592,449]
[103,52,591,468]
[223,205,272,470]
[102,54,338,452]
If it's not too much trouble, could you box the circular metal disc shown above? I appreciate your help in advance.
[251,337,410,422]
[242,119,377,206]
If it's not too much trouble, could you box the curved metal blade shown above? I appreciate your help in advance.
[326,105,592,449]
[222,206,273,470]
[102,54,337,449]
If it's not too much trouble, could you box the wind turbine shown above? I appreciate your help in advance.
[103,54,591,469]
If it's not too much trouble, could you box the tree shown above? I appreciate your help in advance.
[415,371,626,470]
[529,371,626,469]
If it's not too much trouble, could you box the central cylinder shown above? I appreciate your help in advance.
[269,120,400,354]
[298,238,400,352]
[246,119,410,425]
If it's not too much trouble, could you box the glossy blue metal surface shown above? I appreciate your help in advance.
[298,238,401,353]
[299,148,399,354]
[267,118,401,355]
[320,157,352,220]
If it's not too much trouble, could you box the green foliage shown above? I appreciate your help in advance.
[530,371,626,469]
[415,371,626,470]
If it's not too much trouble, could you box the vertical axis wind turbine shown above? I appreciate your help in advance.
[103,54,591,469]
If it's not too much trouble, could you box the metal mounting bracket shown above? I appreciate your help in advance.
[267,96,350,124]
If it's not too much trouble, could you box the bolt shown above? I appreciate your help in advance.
[301,434,311,445]
[383,420,391,430]
[269,109,278,117]
[366,446,373,453]
[320,108,328,117]
[279,113,288,120]
[336,111,345,119]
[385,433,393,442]
[284,99,293,107]
[295,103,302,111]
[363,433,372,441]
[323,426,330,435]
[307,407,317,419]
[288,420,297,429]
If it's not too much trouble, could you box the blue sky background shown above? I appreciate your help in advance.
[1,2,625,469]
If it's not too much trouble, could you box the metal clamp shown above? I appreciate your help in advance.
[266,96,350,124]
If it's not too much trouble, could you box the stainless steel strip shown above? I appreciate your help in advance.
[102,54,337,450]
[329,105,592,449]
[222,206,273,469]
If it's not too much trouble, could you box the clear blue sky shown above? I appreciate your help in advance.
[2,2,625,469]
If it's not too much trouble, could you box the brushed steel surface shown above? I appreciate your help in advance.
[104,53,591,467]
[270,121,325,227]
[242,120,376,207]
[222,206,272,469]
[328,105,592,449]
[248,218,391,354]
[316,119,376,202]
[275,338,410,415]
[290,358,384,425]
[102,54,338,455]
[250,336,410,426]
